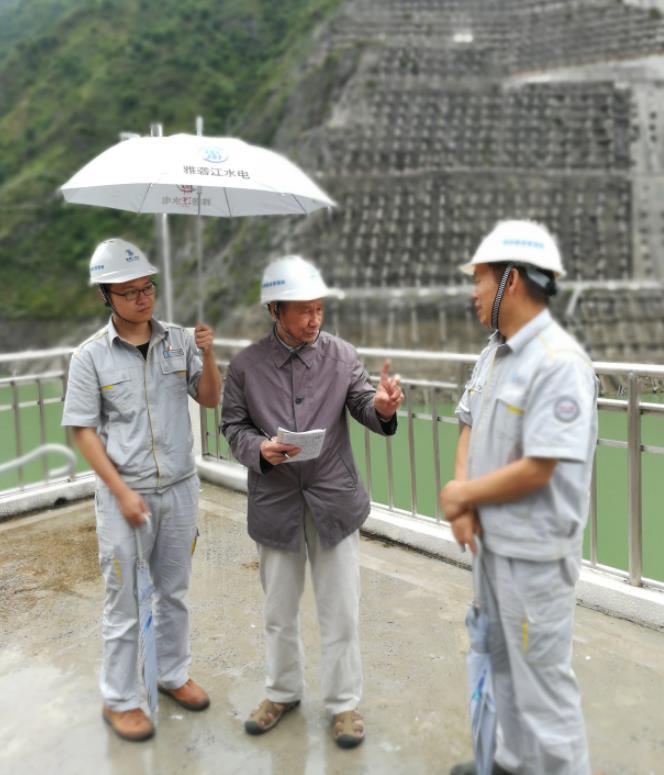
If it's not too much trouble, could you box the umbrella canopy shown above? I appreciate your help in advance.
[61,133,335,217]
[466,539,496,775]
[135,520,158,717]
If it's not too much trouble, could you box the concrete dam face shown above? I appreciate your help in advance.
[239,0,664,362]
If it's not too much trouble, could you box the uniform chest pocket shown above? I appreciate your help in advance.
[161,356,188,398]
[99,370,134,413]
[495,387,525,441]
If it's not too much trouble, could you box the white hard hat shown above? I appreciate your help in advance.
[88,238,159,285]
[460,220,566,279]
[260,255,344,304]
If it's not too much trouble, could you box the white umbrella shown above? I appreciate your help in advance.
[61,133,335,216]
[135,518,158,718]
[61,133,335,317]
[466,538,496,775]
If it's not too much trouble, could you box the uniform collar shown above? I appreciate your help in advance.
[270,328,320,369]
[504,308,552,354]
[106,316,166,346]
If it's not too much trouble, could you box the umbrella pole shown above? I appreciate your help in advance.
[150,123,174,323]
[195,116,204,322]
[196,187,204,322]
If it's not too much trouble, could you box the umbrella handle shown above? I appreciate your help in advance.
[472,536,484,607]
[134,515,152,561]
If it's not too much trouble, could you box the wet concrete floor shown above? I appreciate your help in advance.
[1,482,663,775]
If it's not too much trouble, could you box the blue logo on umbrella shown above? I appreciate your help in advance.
[202,146,228,164]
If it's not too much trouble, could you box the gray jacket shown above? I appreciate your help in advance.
[221,330,397,550]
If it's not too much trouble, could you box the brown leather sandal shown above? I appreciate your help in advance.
[332,709,365,749]
[244,698,300,735]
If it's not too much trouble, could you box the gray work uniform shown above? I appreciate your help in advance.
[455,309,598,774]
[62,317,203,710]
[221,328,396,712]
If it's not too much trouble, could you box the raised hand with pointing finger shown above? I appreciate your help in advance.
[373,359,404,420]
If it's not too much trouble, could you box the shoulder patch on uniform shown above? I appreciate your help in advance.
[554,396,580,423]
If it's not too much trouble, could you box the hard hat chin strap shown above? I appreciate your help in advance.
[100,285,112,309]
[491,263,513,332]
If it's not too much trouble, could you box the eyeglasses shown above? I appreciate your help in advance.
[109,282,156,302]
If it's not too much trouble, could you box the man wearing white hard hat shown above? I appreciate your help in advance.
[440,221,598,775]
[62,239,221,741]
[221,255,403,748]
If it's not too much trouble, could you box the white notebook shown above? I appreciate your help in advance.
[277,427,326,462]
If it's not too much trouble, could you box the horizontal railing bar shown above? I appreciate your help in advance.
[359,346,479,364]
[0,371,64,386]
[0,347,74,365]
[393,378,461,390]
[596,438,664,455]
[639,402,664,415]
[0,397,64,412]
[597,438,628,449]
[2,343,664,380]
[594,361,664,378]
[642,444,664,455]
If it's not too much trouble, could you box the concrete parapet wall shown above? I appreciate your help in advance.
[0,474,95,521]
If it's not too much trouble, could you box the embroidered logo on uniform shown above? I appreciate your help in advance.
[164,348,184,358]
[554,396,580,423]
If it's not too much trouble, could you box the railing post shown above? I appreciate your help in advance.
[364,426,373,500]
[199,404,209,458]
[385,434,394,510]
[37,379,48,481]
[627,372,643,586]
[432,387,442,521]
[589,453,598,567]
[213,404,221,459]
[11,380,23,488]
[406,385,417,516]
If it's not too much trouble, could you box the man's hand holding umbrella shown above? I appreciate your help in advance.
[192,322,222,408]
[440,480,481,554]
[194,322,214,352]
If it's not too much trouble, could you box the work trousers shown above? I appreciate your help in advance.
[481,548,590,775]
[257,508,362,715]
[95,474,199,710]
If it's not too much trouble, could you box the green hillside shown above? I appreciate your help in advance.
[0,0,76,64]
[0,0,342,324]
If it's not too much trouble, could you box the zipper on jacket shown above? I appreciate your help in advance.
[144,347,161,485]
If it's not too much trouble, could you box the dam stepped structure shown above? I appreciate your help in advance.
[276,0,664,362]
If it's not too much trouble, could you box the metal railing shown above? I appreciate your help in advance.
[0,443,77,480]
[1,343,663,590]
[203,340,664,592]
[0,348,79,491]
